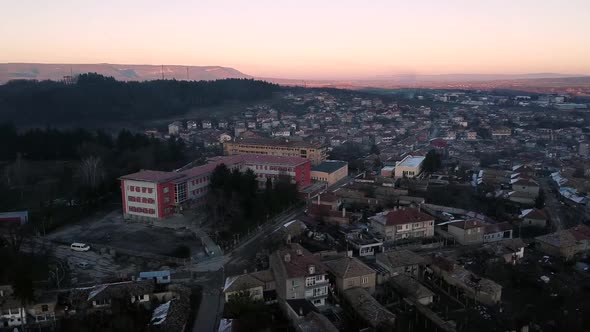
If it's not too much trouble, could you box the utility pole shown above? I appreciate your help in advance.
[161,64,164,80]
[186,66,189,81]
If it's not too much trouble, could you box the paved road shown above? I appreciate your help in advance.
[539,178,564,231]
[191,206,304,331]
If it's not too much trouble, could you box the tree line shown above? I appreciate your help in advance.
[0,125,193,232]
[206,164,299,245]
[0,73,280,125]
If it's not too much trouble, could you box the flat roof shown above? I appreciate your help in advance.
[397,155,425,168]
[312,160,348,174]
[119,170,185,183]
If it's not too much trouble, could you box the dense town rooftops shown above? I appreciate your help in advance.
[228,138,324,149]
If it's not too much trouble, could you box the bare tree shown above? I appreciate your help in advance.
[78,156,105,189]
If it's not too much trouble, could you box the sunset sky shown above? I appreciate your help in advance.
[1,0,589,79]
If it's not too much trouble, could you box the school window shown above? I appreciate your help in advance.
[362,276,369,284]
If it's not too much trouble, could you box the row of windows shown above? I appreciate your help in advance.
[190,176,210,186]
[395,221,434,231]
[129,186,153,194]
[191,187,208,196]
[129,206,155,215]
[253,165,294,172]
[128,196,155,204]
[346,276,370,287]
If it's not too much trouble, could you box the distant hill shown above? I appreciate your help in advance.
[0,63,251,83]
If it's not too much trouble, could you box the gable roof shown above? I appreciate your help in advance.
[324,257,375,279]
[379,208,434,226]
[270,243,326,279]
[223,274,264,294]
[521,208,547,220]
[343,287,396,328]
[376,249,426,269]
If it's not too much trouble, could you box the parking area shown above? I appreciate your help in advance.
[47,210,206,259]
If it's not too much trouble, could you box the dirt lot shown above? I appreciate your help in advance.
[47,210,205,258]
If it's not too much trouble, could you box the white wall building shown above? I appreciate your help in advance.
[394,155,425,178]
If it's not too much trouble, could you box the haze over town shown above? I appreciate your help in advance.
[2,1,590,332]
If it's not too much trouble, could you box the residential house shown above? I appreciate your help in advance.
[376,249,426,279]
[427,256,502,306]
[223,270,276,303]
[168,121,182,136]
[223,274,264,302]
[534,225,590,261]
[202,120,212,129]
[509,178,540,205]
[150,297,191,332]
[68,280,155,311]
[369,207,435,242]
[483,222,513,243]
[520,208,548,228]
[346,232,383,257]
[447,220,486,245]
[0,285,26,328]
[342,287,396,330]
[324,257,376,294]
[389,274,435,306]
[270,243,329,307]
[485,238,526,265]
[283,300,339,332]
[26,292,57,326]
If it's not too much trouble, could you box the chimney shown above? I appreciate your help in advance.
[299,307,304,316]
[317,195,321,205]
[243,269,248,274]
[284,253,291,262]
[296,249,303,256]
[342,207,346,218]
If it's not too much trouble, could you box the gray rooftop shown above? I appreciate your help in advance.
[397,156,425,168]
[312,160,348,173]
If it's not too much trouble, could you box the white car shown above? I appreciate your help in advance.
[70,243,91,252]
[441,212,455,220]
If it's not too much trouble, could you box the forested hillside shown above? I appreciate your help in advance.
[0,74,279,125]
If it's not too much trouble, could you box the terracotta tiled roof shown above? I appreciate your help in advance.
[383,208,434,226]
[271,243,326,279]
